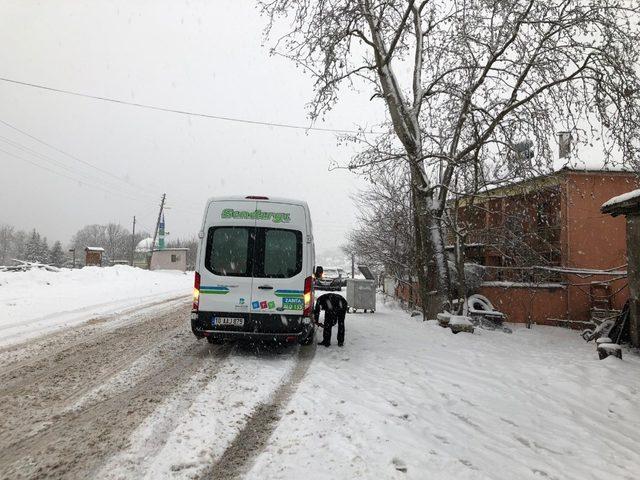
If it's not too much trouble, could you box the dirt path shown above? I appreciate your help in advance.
[199,342,317,480]
[0,298,231,480]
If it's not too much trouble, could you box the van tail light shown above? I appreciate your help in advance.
[193,272,201,312]
[303,275,313,317]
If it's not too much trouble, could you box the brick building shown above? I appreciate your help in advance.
[450,168,637,326]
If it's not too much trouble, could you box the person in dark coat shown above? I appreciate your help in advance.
[314,293,348,347]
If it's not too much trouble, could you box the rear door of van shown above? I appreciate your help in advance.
[250,201,307,317]
[199,200,256,324]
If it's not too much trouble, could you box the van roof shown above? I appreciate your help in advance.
[205,195,310,208]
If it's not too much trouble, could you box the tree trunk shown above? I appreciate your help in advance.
[410,179,430,318]
[425,194,451,318]
[455,233,467,314]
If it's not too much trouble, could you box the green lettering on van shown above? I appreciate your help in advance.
[220,209,291,223]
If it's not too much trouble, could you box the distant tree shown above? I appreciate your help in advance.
[39,236,50,264]
[12,230,27,261]
[104,223,130,262]
[345,166,415,280]
[0,224,14,265]
[24,229,41,263]
[71,224,107,253]
[49,240,65,267]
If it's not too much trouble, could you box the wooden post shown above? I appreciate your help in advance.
[627,214,640,347]
[130,216,136,267]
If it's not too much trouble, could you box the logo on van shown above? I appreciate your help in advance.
[221,209,291,224]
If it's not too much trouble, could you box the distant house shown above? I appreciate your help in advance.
[445,167,638,326]
[150,248,188,272]
[84,247,104,267]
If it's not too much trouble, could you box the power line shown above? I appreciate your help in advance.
[0,146,157,206]
[0,75,379,135]
[0,134,157,200]
[0,117,160,197]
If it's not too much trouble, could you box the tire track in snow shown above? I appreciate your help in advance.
[199,342,316,480]
[0,298,189,400]
[0,295,188,375]
[0,302,232,480]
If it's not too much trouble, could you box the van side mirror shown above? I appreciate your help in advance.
[315,266,323,278]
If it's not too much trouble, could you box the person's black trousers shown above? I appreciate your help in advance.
[322,309,346,345]
[336,310,345,345]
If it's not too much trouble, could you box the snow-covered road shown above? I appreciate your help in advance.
[1,279,639,480]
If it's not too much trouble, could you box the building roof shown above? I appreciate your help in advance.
[454,167,638,207]
[85,246,105,252]
[601,189,640,216]
[152,247,190,252]
[135,237,154,252]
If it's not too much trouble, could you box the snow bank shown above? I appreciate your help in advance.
[0,265,192,345]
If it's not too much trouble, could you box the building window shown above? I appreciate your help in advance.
[171,254,180,263]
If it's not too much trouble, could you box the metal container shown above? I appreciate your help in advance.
[346,279,376,312]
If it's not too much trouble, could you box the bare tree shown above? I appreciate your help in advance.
[71,224,107,252]
[344,166,415,279]
[104,223,130,262]
[260,0,640,316]
[0,224,14,265]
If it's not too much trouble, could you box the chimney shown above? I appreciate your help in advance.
[558,131,572,159]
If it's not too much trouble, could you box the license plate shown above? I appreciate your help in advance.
[212,317,244,327]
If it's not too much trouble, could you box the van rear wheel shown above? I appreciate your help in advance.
[299,326,315,346]
[206,336,224,344]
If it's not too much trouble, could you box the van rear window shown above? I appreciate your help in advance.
[206,227,252,277]
[205,227,302,278]
[255,228,302,278]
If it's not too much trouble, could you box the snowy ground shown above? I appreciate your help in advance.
[2,285,639,480]
[103,293,640,480]
[0,265,192,346]
[244,296,640,480]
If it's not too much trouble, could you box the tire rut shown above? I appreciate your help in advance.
[0,300,192,445]
[0,301,231,480]
[0,295,187,378]
[200,342,316,480]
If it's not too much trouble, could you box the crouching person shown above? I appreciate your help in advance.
[314,293,348,347]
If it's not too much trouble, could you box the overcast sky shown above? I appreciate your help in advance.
[0,0,385,255]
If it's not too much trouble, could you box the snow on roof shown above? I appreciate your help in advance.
[85,247,105,252]
[602,189,640,209]
[454,167,637,205]
[561,160,632,173]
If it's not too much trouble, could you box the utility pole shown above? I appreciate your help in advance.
[130,216,136,267]
[351,254,355,278]
[148,194,166,269]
